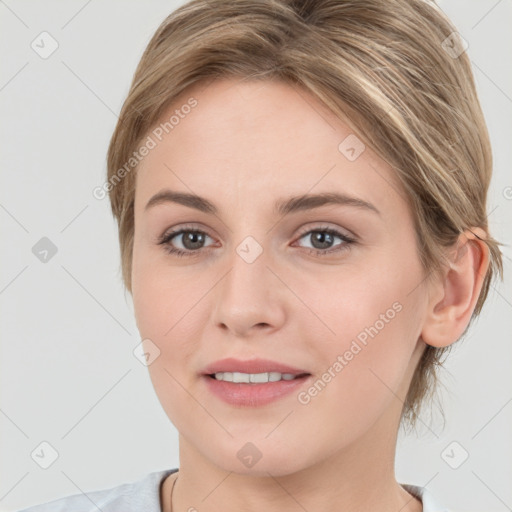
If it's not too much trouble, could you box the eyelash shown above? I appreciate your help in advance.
[157,224,356,258]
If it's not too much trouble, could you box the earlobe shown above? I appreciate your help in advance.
[421,228,490,348]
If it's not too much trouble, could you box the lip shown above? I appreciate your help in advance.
[203,375,311,406]
[201,357,309,376]
[201,358,312,407]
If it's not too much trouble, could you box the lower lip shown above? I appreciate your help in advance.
[203,374,311,406]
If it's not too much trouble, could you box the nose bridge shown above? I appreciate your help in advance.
[211,233,286,335]
[230,234,268,296]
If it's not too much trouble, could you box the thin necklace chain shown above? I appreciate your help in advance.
[169,473,178,512]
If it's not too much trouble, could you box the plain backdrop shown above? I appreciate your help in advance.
[0,1,511,511]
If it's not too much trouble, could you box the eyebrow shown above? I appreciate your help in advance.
[144,189,380,216]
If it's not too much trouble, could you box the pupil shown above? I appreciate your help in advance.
[184,232,204,250]
[311,231,333,249]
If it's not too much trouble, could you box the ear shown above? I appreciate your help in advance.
[421,228,490,348]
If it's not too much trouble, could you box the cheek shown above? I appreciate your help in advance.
[132,273,209,384]
[132,262,209,427]
[293,290,423,443]
[296,248,425,402]
[131,239,211,339]
[296,247,422,346]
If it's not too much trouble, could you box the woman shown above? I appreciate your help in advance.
[20,0,503,510]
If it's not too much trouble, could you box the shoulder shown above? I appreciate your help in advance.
[402,484,451,512]
[18,468,178,512]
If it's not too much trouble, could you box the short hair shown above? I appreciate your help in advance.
[106,0,503,425]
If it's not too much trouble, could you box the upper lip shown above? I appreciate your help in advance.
[202,358,310,376]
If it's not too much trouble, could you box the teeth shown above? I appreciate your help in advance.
[213,372,299,383]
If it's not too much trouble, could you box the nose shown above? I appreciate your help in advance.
[210,239,287,338]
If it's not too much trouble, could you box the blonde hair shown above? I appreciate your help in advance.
[106,0,503,425]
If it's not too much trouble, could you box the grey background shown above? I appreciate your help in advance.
[0,1,510,511]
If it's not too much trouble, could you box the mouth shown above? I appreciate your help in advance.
[201,358,312,406]
[207,371,311,383]
[201,357,310,377]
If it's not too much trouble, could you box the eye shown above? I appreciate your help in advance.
[158,228,215,257]
[157,225,356,258]
[293,226,355,256]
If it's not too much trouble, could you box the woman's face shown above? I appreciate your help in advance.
[131,78,428,475]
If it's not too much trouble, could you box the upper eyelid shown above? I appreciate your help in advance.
[161,223,352,236]
[295,223,354,239]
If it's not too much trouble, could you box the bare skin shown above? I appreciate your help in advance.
[131,78,489,512]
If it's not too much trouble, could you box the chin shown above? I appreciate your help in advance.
[204,439,315,477]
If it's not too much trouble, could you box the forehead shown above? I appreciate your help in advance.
[134,78,408,219]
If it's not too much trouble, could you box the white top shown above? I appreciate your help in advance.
[18,468,450,511]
